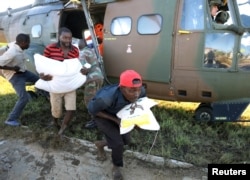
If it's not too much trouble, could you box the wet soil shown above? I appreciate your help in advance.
[0,137,207,180]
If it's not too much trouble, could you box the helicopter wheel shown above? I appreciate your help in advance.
[195,106,213,121]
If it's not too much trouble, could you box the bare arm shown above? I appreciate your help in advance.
[96,111,121,126]
[39,73,53,81]
[0,65,20,72]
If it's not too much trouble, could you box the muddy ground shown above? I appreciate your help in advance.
[0,136,207,180]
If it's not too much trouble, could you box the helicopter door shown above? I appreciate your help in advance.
[172,0,206,101]
[103,0,172,83]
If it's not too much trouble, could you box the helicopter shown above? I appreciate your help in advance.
[1,0,250,122]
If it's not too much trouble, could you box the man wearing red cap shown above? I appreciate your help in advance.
[87,69,146,180]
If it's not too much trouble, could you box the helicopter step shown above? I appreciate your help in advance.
[194,102,250,122]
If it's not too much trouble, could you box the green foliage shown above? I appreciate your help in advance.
[0,77,250,167]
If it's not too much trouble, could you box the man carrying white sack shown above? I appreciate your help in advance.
[39,27,87,136]
[0,34,39,126]
[87,70,146,180]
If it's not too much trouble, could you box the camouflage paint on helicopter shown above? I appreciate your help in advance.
[1,0,250,121]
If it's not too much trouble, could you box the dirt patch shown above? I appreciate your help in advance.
[0,137,207,180]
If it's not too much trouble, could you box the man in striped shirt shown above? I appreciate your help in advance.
[40,27,80,136]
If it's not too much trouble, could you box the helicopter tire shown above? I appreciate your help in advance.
[195,106,213,121]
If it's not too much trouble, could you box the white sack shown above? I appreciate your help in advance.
[34,54,86,93]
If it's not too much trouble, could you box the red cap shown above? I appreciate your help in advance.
[119,70,142,87]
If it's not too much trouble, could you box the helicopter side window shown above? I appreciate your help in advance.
[110,17,132,36]
[31,24,42,38]
[180,0,204,30]
[137,14,162,34]
[238,32,250,71]
[204,33,234,68]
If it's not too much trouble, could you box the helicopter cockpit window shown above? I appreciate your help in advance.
[236,0,250,28]
[31,24,42,38]
[237,0,250,71]
[208,0,237,30]
[180,0,204,30]
[203,1,236,69]
[110,17,132,36]
[204,33,234,68]
[137,14,162,34]
[238,32,250,71]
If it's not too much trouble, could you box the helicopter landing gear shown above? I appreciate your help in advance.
[194,102,250,122]
[195,103,213,121]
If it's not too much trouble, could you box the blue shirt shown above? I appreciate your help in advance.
[87,83,146,116]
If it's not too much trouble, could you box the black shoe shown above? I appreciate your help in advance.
[85,120,97,129]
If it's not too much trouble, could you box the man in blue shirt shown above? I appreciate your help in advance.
[87,70,146,180]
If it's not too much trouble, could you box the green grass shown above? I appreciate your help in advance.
[0,76,250,167]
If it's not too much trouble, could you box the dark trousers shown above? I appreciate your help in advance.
[95,117,130,167]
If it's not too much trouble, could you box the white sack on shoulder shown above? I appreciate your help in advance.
[34,54,86,93]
